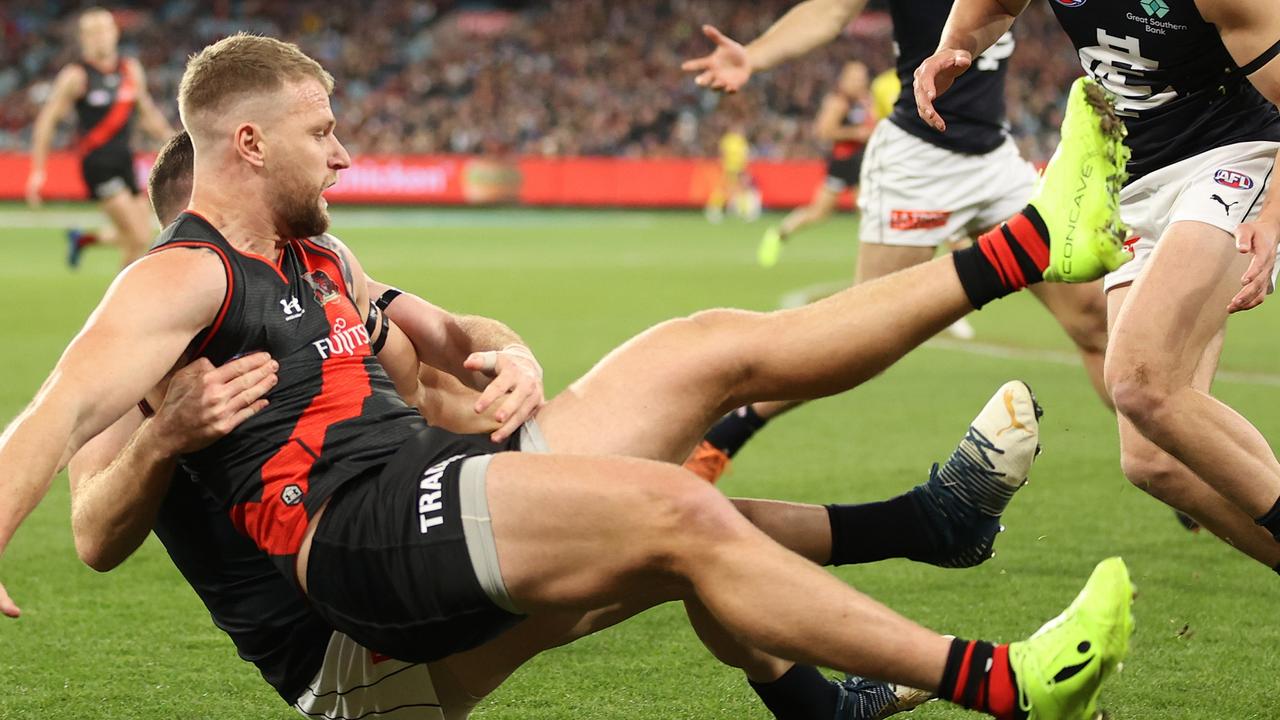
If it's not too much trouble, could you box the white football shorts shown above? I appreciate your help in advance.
[1105,140,1279,292]
[857,119,1039,248]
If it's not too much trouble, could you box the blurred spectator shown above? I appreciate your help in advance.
[0,0,1079,161]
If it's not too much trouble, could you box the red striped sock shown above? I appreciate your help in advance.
[952,206,1051,309]
[937,638,1022,719]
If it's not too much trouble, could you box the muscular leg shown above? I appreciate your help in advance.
[98,192,153,267]
[543,247,971,462]
[1107,284,1280,567]
[1106,221,1280,518]
[1030,281,1111,409]
[487,453,952,689]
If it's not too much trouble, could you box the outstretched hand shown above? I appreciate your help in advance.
[914,49,973,132]
[463,345,545,443]
[1228,221,1279,313]
[681,25,752,93]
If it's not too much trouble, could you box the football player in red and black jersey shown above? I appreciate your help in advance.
[0,34,1137,720]
[757,61,876,268]
[25,7,174,269]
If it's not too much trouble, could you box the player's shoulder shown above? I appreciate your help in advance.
[307,232,349,254]
[54,63,89,93]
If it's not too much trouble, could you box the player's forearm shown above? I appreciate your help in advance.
[28,113,58,172]
[70,421,176,572]
[0,395,80,554]
[140,105,174,143]
[1256,150,1280,229]
[936,0,1024,56]
[745,0,867,73]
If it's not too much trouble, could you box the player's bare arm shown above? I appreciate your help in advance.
[68,353,277,572]
[26,64,88,208]
[368,279,544,442]
[681,0,868,93]
[814,94,871,144]
[915,0,1028,131]
[1201,0,1280,312]
[315,232,543,441]
[126,58,176,142]
[0,249,224,617]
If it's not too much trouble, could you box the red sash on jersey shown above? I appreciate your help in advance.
[77,60,137,156]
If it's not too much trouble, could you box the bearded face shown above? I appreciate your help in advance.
[267,156,331,239]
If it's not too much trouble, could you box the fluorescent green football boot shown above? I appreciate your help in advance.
[1009,557,1135,720]
[758,226,784,268]
[1031,78,1132,283]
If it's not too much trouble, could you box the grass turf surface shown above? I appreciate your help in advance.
[1,205,1278,719]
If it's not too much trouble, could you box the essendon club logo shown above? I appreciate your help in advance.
[1214,169,1254,190]
[303,270,341,305]
[1053,0,1086,6]
[890,209,951,231]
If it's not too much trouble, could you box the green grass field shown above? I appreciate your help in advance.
[1,205,1279,719]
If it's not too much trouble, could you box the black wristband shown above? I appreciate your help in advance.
[374,288,403,312]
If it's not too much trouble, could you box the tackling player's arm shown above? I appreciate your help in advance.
[26,65,87,208]
[371,279,544,442]
[315,233,542,441]
[1203,0,1280,312]
[68,353,276,572]
[914,0,1030,132]
[126,58,175,143]
[681,0,868,93]
[0,249,224,617]
[814,94,872,144]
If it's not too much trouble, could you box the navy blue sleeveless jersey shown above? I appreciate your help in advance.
[1048,0,1280,181]
[153,469,329,704]
[74,59,137,158]
[148,212,424,577]
[888,0,1014,154]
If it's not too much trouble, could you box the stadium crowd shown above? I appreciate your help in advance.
[0,0,1081,161]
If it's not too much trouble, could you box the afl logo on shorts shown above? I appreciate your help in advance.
[1054,0,1086,7]
[1214,169,1254,190]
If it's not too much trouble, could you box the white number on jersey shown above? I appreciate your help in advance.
[975,32,1015,71]
[1079,30,1175,117]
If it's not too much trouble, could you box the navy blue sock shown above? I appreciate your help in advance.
[705,405,769,458]
[748,664,840,720]
[825,491,939,565]
[1254,496,1280,542]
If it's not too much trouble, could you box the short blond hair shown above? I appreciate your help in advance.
[179,33,334,128]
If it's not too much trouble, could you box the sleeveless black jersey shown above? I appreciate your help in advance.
[153,469,329,704]
[1048,0,1280,181]
[149,212,424,575]
[831,98,872,160]
[74,59,137,158]
[888,0,1014,154]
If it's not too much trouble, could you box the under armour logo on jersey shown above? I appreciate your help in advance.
[1210,194,1239,216]
[280,296,305,321]
[281,484,304,506]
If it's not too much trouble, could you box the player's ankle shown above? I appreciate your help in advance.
[951,206,1049,309]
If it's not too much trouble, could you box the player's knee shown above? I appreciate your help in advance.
[644,468,749,568]
[684,308,761,378]
[1062,305,1108,355]
[1106,362,1172,428]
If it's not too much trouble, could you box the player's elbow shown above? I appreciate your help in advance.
[71,512,127,573]
[74,535,125,573]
